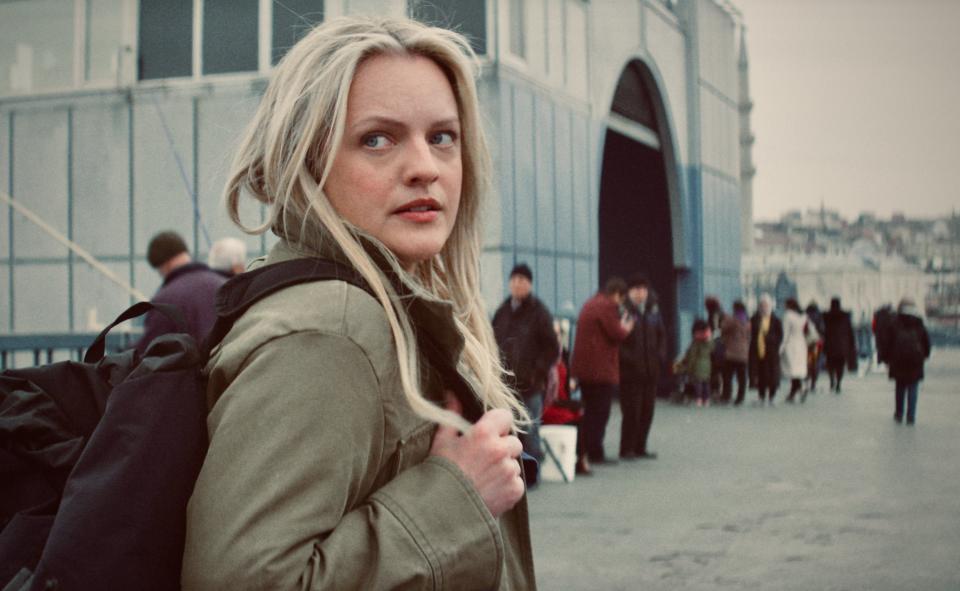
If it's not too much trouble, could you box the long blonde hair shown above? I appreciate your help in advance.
[224,16,525,431]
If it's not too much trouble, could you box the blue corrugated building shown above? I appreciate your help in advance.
[0,0,752,358]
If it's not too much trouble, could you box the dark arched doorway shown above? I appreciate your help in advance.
[598,60,679,356]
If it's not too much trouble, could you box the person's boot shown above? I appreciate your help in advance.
[575,455,593,476]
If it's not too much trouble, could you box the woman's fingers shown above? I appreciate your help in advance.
[473,407,514,437]
[504,434,523,459]
[429,408,525,518]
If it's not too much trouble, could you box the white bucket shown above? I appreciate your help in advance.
[539,425,578,483]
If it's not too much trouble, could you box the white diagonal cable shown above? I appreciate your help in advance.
[1,190,148,301]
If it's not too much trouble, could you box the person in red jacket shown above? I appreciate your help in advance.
[570,277,634,467]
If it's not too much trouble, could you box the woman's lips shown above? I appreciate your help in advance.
[396,209,440,223]
[394,199,441,223]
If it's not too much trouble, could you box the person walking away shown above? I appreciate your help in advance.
[492,263,560,462]
[749,294,783,406]
[570,277,634,466]
[207,237,248,277]
[805,301,826,393]
[618,274,667,460]
[134,231,227,355]
[182,17,536,590]
[781,298,809,403]
[883,298,931,424]
[675,319,713,407]
[720,300,751,405]
[823,297,857,393]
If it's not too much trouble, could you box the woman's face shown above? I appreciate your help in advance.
[324,53,463,269]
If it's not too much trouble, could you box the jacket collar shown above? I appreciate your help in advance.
[163,261,213,286]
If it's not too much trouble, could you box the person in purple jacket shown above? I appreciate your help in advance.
[134,231,227,355]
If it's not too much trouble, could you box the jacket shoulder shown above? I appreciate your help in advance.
[209,280,393,386]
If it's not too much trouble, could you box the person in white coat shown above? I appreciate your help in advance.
[781,298,810,403]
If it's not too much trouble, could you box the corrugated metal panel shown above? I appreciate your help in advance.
[73,103,130,257]
[14,264,69,331]
[13,110,69,260]
[132,98,196,255]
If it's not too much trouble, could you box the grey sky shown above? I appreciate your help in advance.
[734,0,960,221]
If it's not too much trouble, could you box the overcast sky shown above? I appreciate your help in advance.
[733,0,960,221]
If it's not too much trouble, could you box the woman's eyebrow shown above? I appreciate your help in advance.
[350,115,461,130]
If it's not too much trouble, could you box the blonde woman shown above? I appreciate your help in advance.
[182,16,535,590]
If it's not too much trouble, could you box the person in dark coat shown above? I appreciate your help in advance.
[618,273,666,460]
[492,263,560,461]
[822,297,857,393]
[805,301,826,392]
[570,277,634,466]
[721,300,751,404]
[134,231,227,355]
[882,298,931,424]
[749,294,783,405]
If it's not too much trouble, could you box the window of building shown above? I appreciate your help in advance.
[0,0,76,95]
[85,0,128,83]
[410,0,486,55]
[203,0,258,74]
[272,0,324,65]
[509,0,525,59]
[138,0,192,80]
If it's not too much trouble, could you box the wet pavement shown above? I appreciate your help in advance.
[527,349,960,590]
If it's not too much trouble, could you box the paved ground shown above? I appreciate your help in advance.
[527,349,960,590]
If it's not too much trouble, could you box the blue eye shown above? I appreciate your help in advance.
[430,131,456,146]
[363,134,390,149]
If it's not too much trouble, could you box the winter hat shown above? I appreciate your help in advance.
[147,231,188,268]
[509,263,533,282]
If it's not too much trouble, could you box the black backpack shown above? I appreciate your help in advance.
[893,322,924,367]
[0,258,366,591]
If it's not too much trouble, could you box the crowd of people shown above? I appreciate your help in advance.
[488,262,934,483]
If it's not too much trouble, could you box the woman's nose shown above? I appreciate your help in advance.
[402,138,441,186]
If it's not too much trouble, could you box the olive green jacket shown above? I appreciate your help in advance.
[182,240,536,590]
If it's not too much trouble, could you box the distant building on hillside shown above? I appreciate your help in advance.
[742,240,928,324]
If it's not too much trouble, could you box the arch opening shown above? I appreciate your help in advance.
[598,60,680,358]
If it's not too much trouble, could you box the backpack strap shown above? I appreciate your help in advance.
[84,302,186,363]
[203,258,371,354]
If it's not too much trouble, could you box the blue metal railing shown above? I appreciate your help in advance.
[0,332,138,370]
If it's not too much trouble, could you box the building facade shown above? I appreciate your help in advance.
[1,0,749,356]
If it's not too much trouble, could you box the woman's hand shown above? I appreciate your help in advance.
[429,395,525,518]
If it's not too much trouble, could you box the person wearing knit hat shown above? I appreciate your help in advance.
[882,297,931,424]
[618,272,666,459]
[509,263,533,282]
[135,230,226,356]
[492,262,560,466]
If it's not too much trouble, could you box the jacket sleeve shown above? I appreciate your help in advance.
[656,317,667,364]
[533,307,561,382]
[598,304,629,343]
[182,331,503,591]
